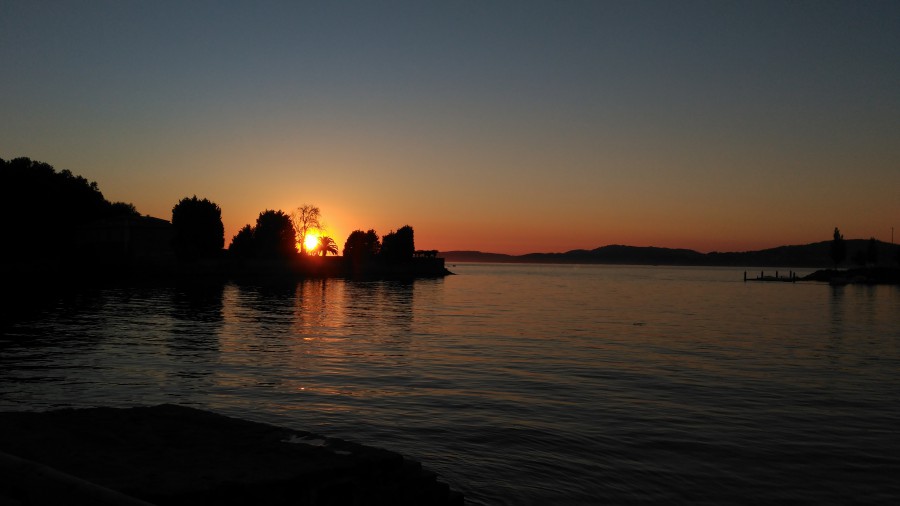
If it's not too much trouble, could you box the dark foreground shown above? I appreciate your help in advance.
[0,405,463,506]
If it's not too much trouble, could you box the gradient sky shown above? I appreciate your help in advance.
[2,1,898,254]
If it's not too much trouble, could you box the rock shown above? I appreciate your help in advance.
[0,405,463,506]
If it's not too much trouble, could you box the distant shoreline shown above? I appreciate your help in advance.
[442,239,900,269]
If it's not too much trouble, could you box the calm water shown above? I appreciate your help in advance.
[2,264,900,505]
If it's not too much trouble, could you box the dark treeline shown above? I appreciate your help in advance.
[338,226,415,266]
[2,157,447,283]
[229,210,297,260]
[1,157,140,263]
[227,209,435,277]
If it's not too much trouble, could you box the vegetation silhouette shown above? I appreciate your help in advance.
[226,210,446,278]
[380,225,415,264]
[343,229,381,265]
[229,225,255,259]
[172,196,225,261]
[249,210,297,259]
[1,157,139,264]
[291,205,321,255]
[316,236,338,256]
[831,227,846,267]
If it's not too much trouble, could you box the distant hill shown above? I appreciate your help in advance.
[439,250,516,263]
[441,240,900,268]
[521,245,706,265]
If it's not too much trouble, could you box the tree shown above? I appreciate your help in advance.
[317,236,338,256]
[380,225,415,263]
[830,227,846,268]
[229,224,255,259]
[108,201,140,217]
[254,210,296,258]
[171,195,224,260]
[343,229,380,263]
[1,157,139,262]
[291,204,321,255]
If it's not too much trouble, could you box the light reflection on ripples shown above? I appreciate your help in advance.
[2,266,900,505]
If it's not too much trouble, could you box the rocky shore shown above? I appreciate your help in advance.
[801,266,900,285]
[0,405,463,506]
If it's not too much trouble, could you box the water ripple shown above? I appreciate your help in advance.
[2,266,900,505]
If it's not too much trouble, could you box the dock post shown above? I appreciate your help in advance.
[743,271,747,282]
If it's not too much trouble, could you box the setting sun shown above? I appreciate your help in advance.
[304,233,319,253]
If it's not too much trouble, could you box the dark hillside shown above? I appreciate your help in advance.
[442,240,900,268]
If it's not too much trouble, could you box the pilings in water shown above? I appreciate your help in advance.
[744,270,798,282]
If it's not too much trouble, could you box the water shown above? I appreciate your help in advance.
[2,264,899,505]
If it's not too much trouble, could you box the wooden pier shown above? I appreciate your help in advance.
[744,270,798,282]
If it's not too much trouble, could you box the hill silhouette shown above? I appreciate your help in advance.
[442,240,900,268]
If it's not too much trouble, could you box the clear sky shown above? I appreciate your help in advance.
[2,1,898,254]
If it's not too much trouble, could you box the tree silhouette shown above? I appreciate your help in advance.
[229,224,255,259]
[291,205,321,255]
[254,210,296,258]
[171,195,224,260]
[830,227,846,268]
[344,229,380,264]
[108,201,140,217]
[380,225,415,263]
[2,157,139,262]
[317,236,338,256]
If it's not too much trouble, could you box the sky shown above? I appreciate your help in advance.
[2,1,898,255]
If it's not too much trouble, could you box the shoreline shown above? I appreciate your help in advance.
[801,266,900,285]
[0,405,463,506]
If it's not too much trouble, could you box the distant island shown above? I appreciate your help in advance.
[442,243,900,285]
[442,241,900,270]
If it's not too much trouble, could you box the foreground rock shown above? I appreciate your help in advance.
[0,405,463,506]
